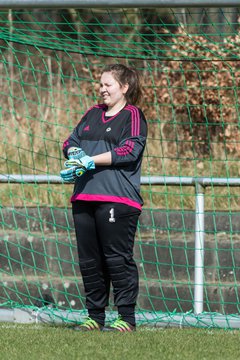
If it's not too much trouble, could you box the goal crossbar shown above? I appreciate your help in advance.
[0,0,239,9]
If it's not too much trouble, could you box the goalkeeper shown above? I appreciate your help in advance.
[60,64,147,332]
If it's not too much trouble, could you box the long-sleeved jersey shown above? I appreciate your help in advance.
[62,103,148,210]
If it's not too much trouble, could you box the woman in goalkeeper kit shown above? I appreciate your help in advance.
[61,63,147,332]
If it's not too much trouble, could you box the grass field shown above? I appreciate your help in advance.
[1,324,240,360]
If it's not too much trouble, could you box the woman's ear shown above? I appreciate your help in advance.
[122,83,129,95]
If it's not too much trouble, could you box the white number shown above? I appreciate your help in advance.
[109,208,115,223]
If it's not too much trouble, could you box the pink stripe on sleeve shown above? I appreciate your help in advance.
[125,105,140,136]
[62,139,69,149]
[113,106,141,157]
[114,140,134,156]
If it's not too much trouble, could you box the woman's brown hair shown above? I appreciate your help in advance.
[101,64,142,105]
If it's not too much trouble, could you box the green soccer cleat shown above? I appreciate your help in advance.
[72,317,103,332]
[102,317,136,332]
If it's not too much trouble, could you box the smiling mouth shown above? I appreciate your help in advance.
[102,95,109,102]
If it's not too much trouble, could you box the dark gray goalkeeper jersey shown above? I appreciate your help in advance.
[62,103,148,210]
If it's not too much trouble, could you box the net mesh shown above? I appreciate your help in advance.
[0,7,240,328]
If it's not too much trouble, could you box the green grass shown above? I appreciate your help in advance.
[1,324,240,360]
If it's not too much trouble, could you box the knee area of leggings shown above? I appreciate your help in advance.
[79,259,103,290]
[105,256,127,282]
[106,256,125,270]
[79,258,97,275]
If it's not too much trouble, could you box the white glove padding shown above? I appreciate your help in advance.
[67,147,86,160]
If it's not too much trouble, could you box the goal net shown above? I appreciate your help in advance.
[0,6,240,328]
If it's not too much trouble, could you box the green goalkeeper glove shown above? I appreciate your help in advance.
[60,164,86,183]
[64,156,95,171]
[60,156,95,183]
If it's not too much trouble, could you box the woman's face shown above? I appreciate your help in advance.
[99,71,128,108]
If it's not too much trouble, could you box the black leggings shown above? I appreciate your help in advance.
[72,201,140,324]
